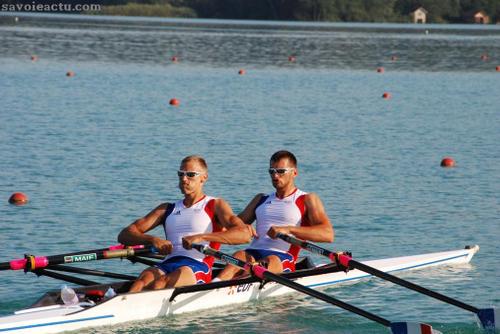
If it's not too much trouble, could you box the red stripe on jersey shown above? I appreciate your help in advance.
[203,198,221,281]
[288,194,310,262]
[420,324,433,334]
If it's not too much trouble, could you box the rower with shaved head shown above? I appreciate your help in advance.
[119,155,252,292]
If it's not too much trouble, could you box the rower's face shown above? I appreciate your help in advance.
[269,158,297,190]
[178,160,207,195]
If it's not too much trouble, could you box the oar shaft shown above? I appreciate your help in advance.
[192,244,391,327]
[277,233,480,314]
[2,246,152,271]
[262,268,391,326]
[347,258,479,313]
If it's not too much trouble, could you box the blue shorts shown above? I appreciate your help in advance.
[156,256,211,284]
[245,249,295,272]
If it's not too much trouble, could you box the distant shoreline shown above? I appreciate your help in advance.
[1,1,499,24]
[2,12,500,31]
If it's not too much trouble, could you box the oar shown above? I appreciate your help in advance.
[0,245,152,271]
[276,232,498,330]
[191,243,437,334]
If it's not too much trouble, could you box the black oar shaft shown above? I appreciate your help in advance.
[277,233,480,314]
[34,269,100,286]
[192,244,391,328]
[262,269,391,326]
[350,259,479,313]
[48,264,137,280]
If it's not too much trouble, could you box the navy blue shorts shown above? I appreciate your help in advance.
[156,256,211,284]
[245,248,295,272]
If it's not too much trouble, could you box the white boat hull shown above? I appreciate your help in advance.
[0,245,479,334]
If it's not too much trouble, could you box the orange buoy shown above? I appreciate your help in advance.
[288,56,296,63]
[440,157,456,168]
[66,71,75,77]
[31,55,38,62]
[169,98,180,106]
[377,67,384,73]
[238,69,246,75]
[382,92,391,99]
[9,192,28,205]
[496,66,500,72]
[171,56,178,62]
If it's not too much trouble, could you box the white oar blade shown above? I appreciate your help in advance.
[390,322,441,334]
[476,307,499,330]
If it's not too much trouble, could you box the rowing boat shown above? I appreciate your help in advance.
[0,245,479,334]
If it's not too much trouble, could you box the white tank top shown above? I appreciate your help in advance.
[163,195,221,263]
[248,188,309,257]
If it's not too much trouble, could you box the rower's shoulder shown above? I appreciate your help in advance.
[301,192,325,205]
[152,202,174,213]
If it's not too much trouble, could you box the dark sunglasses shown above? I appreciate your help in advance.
[177,170,204,178]
[268,168,294,175]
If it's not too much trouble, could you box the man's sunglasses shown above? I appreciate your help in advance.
[268,168,294,175]
[177,170,204,178]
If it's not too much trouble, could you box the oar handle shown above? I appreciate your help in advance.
[275,233,347,266]
[191,244,253,273]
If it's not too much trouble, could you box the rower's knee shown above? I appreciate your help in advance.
[233,250,248,260]
[264,255,283,273]
[151,276,168,290]
[129,268,160,292]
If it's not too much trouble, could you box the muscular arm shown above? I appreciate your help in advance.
[182,199,254,248]
[237,194,264,224]
[268,193,334,243]
[117,203,173,254]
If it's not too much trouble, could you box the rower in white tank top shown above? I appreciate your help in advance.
[163,195,221,263]
[248,188,308,258]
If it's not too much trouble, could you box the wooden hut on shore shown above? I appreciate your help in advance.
[410,7,428,24]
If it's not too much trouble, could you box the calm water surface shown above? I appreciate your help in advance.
[0,14,499,334]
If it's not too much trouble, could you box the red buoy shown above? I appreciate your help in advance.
[238,69,246,75]
[377,67,384,73]
[288,56,296,63]
[391,55,398,61]
[31,55,38,62]
[66,71,75,77]
[440,157,456,168]
[496,66,500,72]
[169,98,180,106]
[171,56,178,62]
[382,92,391,99]
[9,192,28,205]
[481,54,489,61]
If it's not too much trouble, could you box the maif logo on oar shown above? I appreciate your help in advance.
[64,253,97,263]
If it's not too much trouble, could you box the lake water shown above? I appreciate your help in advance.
[0,13,499,334]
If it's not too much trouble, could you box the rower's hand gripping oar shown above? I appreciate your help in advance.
[276,232,498,331]
[0,245,154,271]
[191,243,439,334]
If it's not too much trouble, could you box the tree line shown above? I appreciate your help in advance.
[3,0,500,23]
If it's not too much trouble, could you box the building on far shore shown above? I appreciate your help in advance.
[464,10,490,24]
[410,6,428,24]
